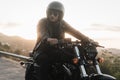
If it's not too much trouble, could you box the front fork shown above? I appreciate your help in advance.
[94,60,102,75]
[74,46,88,77]
[74,46,103,78]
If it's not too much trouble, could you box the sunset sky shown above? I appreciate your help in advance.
[0,0,120,49]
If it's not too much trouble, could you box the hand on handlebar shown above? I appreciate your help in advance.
[89,39,99,46]
[88,39,104,48]
[47,38,58,45]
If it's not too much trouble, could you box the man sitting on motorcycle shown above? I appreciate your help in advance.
[30,1,98,80]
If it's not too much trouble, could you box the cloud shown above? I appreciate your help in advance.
[0,22,22,29]
[87,24,120,32]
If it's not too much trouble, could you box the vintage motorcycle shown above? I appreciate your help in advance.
[21,38,116,80]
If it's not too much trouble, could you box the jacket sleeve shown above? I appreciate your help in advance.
[63,20,91,42]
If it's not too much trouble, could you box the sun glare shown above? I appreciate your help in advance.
[0,0,120,49]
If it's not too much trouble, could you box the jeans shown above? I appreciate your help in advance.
[33,47,75,80]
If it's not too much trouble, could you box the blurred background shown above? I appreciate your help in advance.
[0,0,120,49]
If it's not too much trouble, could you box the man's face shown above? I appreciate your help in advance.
[48,10,59,22]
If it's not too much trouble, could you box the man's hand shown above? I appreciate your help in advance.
[89,39,99,46]
[47,38,58,45]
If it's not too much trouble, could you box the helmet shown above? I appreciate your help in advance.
[47,1,64,13]
[46,1,64,20]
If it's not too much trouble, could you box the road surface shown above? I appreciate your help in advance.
[0,57,25,80]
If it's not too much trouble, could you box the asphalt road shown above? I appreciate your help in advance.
[0,57,25,80]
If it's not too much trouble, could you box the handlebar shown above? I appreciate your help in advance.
[87,43,104,48]
[57,38,81,45]
[56,38,104,48]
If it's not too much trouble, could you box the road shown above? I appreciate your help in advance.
[0,57,25,80]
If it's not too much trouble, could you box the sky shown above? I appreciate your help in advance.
[0,0,120,49]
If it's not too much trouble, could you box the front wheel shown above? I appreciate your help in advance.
[90,74,116,80]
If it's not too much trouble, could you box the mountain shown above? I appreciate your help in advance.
[97,47,120,58]
[106,48,120,56]
[0,32,120,57]
[0,33,36,55]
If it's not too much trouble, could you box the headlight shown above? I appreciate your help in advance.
[85,46,98,60]
[85,52,97,60]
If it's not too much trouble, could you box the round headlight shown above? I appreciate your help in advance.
[85,46,98,60]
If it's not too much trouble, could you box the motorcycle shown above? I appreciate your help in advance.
[21,38,116,80]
